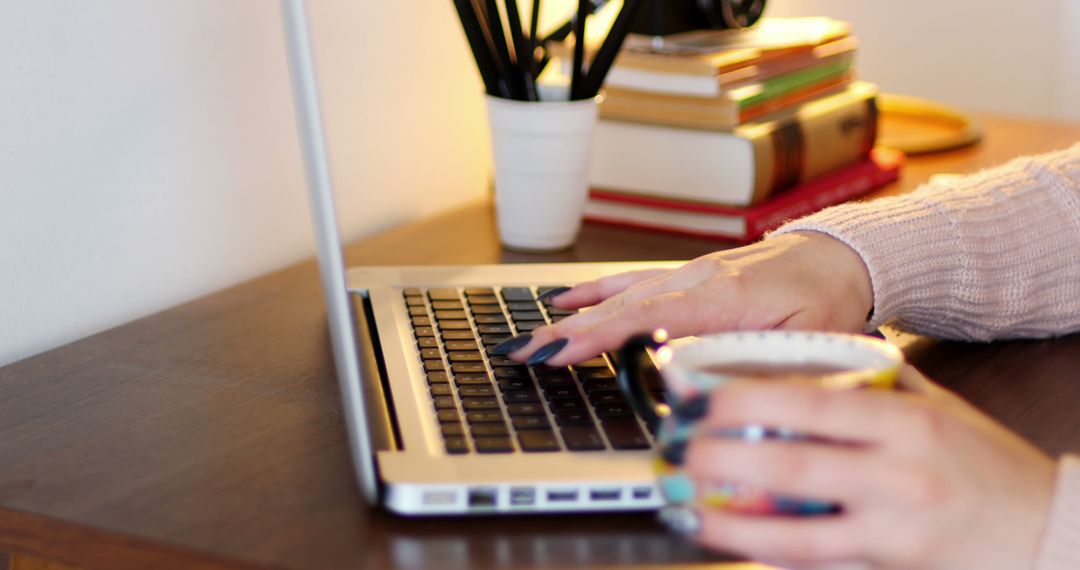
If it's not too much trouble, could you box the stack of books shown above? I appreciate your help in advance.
[566,17,902,242]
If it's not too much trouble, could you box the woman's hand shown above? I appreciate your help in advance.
[503,231,875,366]
[675,366,1057,570]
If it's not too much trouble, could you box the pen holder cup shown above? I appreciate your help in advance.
[485,94,599,252]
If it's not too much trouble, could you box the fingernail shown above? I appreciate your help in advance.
[671,395,709,423]
[657,505,701,536]
[526,338,570,365]
[660,439,688,466]
[489,333,533,355]
[537,286,572,303]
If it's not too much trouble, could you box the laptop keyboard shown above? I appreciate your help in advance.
[404,286,660,455]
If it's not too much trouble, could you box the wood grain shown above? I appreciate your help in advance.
[0,113,1078,569]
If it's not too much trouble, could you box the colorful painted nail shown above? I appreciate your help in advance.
[657,505,702,536]
[526,338,570,365]
[489,333,533,355]
[537,286,572,302]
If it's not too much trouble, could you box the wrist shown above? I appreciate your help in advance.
[789,230,875,326]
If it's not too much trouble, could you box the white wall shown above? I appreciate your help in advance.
[0,1,491,367]
[766,0,1080,121]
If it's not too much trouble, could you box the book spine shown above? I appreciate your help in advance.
[746,86,877,204]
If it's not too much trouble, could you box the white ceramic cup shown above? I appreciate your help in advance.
[485,92,599,251]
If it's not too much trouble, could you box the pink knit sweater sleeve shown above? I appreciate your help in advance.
[771,142,1080,570]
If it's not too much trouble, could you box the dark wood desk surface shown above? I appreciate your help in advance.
[2,114,1080,570]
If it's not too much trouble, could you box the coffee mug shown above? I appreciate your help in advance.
[616,329,904,516]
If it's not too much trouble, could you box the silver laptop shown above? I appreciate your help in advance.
[281,0,674,515]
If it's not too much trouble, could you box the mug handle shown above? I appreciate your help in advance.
[615,330,668,433]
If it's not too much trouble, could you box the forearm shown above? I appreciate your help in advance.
[773,143,1080,341]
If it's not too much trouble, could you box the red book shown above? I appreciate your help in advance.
[584,147,903,243]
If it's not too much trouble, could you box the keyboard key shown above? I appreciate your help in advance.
[440,330,476,341]
[455,374,492,386]
[433,396,457,409]
[427,289,460,301]
[510,310,545,322]
[466,294,500,305]
[448,351,484,362]
[501,287,535,302]
[507,403,545,416]
[434,310,468,320]
[438,320,472,330]
[497,378,534,391]
[408,306,428,317]
[404,295,425,306]
[444,436,469,454]
[515,321,544,332]
[458,384,495,397]
[470,423,510,437]
[506,301,541,311]
[580,369,615,380]
[437,410,460,423]
[420,348,442,360]
[430,384,452,397]
[413,327,436,338]
[426,371,450,384]
[423,360,445,372]
[533,365,572,377]
[493,366,529,379]
[474,436,514,453]
[518,430,560,452]
[444,340,478,351]
[441,423,466,437]
[470,305,504,314]
[580,379,617,392]
[589,391,628,405]
[602,419,651,450]
[431,300,463,310]
[554,411,594,426]
[537,375,575,389]
[466,411,505,423]
[561,426,605,451]
[481,334,512,345]
[543,387,580,400]
[575,357,610,369]
[474,314,508,325]
[511,415,551,430]
[478,324,512,334]
[451,362,486,374]
[595,403,634,418]
[461,397,500,410]
[403,288,422,296]
[549,398,587,412]
[502,390,540,404]
[546,308,575,317]
[417,337,439,349]
[488,356,519,367]
[464,287,495,296]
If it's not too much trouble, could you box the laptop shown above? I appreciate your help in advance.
[281,0,675,515]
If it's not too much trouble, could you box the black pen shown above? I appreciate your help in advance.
[452,0,500,96]
[469,0,514,98]
[482,0,524,99]
[504,0,537,101]
[569,0,589,100]
[529,0,541,81]
[583,0,643,98]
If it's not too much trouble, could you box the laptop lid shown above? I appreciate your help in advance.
[279,0,379,503]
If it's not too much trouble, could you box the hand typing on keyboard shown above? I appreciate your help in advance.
[504,232,875,367]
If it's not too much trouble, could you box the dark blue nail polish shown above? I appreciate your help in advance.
[537,286,572,303]
[660,439,688,466]
[490,333,533,355]
[671,395,708,423]
[865,328,886,339]
[526,338,570,365]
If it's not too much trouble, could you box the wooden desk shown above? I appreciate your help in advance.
[1,114,1079,570]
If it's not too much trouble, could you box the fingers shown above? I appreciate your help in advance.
[683,437,880,504]
[694,508,859,565]
[549,268,671,309]
[702,381,914,446]
[520,291,712,366]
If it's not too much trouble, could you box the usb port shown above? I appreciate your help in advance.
[546,489,578,502]
[632,487,653,500]
[510,487,535,506]
[589,488,621,501]
[468,487,498,509]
